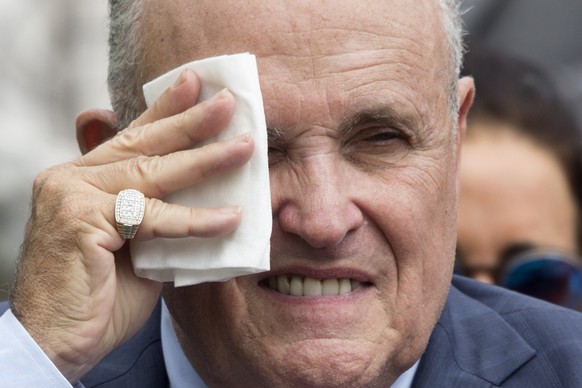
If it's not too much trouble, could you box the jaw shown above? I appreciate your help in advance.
[258,338,401,387]
[163,273,423,387]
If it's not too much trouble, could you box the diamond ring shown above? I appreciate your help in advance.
[115,189,145,239]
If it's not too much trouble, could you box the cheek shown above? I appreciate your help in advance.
[348,162,456,363]
[363,160,457,300]
[365,160,458,251]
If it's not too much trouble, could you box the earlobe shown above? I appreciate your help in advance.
[76,109,119,155]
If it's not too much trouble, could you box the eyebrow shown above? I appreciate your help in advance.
[340,106,419,135]
[267,106,419,144]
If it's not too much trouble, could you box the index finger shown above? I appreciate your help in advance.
[79,88,235,168]
[130,68,201,129]
[79,69,206,167]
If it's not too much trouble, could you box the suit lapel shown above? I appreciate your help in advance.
[80,300,169,387]
[412,277,536,386]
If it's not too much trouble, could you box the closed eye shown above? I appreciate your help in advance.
[349,125,410,148]
[343,124,413,169]
[363,130,403,143]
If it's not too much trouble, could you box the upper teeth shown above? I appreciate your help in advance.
[267,275,360,296]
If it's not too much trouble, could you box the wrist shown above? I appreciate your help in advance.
[11,301,103,382]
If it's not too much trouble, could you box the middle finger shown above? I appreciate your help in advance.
[87,131,254,199]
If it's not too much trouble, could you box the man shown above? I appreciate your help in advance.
[1,0,582,386]
[456,49,582,298]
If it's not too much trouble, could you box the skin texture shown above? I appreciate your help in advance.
[457,121,578,284]
[11,0,474,386]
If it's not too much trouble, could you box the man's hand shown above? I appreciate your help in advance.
[10,69,253,382]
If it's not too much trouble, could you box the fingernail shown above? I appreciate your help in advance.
[230,132,252,143]
[219,206,241,215]
[172,69,189,89]
[211,88,230,101]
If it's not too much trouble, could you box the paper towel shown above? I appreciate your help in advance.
[131,52,271,286]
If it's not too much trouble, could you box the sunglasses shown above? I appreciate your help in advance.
[456,247,582,310]
[498,249,582,310]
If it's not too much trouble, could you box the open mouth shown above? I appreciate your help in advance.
[261,275,370,297]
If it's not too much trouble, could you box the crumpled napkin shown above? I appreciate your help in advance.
[131,52,271,286]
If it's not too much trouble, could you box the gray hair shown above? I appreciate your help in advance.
[107,0,464,129]
[108,0,146,129]
[437,0,465,118]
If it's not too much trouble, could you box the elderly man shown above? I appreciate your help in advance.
[1,0,582,386]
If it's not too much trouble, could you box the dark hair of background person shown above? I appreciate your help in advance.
[461,48,582,252]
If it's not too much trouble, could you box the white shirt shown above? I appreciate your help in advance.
[0,308,78,386]
[0,305,418,387]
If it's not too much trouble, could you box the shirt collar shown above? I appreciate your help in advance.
[161,300,207,388]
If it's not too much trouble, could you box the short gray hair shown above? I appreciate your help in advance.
[108,0,146,129]
[107,0,464,129]
[437,0,465,117]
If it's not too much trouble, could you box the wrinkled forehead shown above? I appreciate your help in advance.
[140,0,448,83]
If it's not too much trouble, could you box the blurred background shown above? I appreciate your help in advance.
[0,0,109,300]
[1,0,582,301]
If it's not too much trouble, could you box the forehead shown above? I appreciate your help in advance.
[142,0,447,79]
[141,1,450,129]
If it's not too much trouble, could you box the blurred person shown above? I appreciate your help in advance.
[456,48,582,310]
[1,1,582,387]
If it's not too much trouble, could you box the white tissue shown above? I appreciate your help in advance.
[131,53,271,286]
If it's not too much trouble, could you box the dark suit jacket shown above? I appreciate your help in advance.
[3,275,582,387]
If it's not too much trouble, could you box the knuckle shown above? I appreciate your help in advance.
[32,165,70,200]
[126,116,144,131]
[29,173,89,236]
[31,164,104,225]
[145,198,172,237]
[146,197,168,218]
[132,154,156,179]
[172,108,201,143]
[172,109,189,130]
[111,124,152,156]
[166,114,188,143]
[32,169,51,195]
[130,155,166,197]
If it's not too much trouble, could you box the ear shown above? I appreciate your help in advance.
[76,109,119,155]
[455,76,475,153]
[453,77,475,196]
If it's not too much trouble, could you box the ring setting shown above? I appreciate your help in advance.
[115,189,145,239]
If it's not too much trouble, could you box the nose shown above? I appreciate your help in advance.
[272,157,364,249]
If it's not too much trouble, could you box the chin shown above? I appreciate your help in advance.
[250,338,400,387]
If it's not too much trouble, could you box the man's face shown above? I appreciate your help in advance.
[457,122,578,284]
[148,1,470,385]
